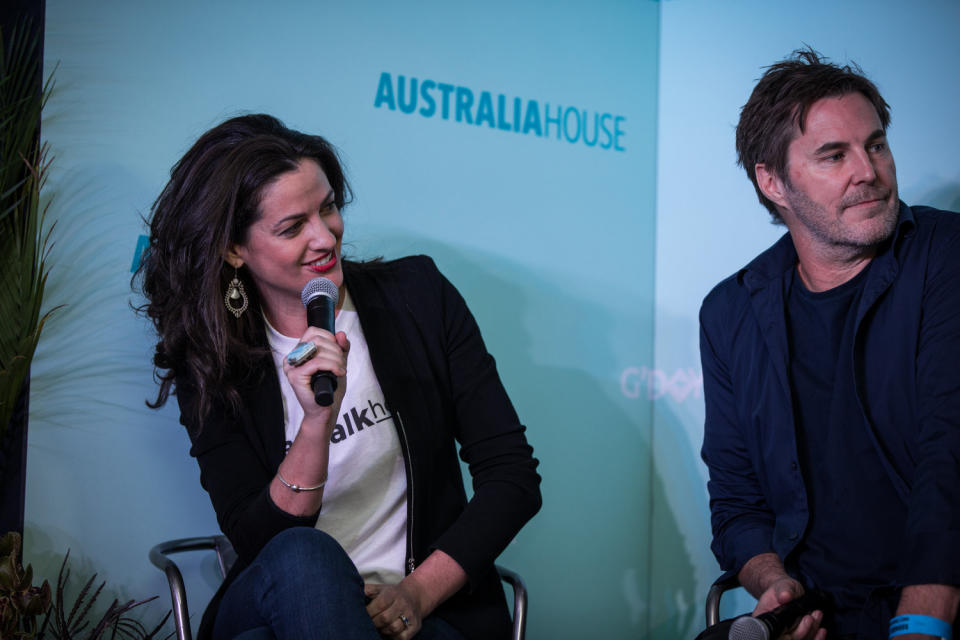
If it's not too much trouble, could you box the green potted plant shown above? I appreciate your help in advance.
[0,15,57,537]
[0,16,170,639]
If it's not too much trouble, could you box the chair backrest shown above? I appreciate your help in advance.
[150,535,527,640]
[149,536,227,640]
[703,574,741,629]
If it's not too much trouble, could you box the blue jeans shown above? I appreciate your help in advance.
[213,528,464,640]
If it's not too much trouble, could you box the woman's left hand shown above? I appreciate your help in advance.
[365,581,424,639]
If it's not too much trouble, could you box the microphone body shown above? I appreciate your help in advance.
[728,589,828,640]
[300,277,340,406]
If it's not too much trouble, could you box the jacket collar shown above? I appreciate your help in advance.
[737,201,915,402]
[857,201,914,325]
[738,200,915,295]
[738,232,796,293]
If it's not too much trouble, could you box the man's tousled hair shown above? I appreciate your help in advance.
[736,47,891,223]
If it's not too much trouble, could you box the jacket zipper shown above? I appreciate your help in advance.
[394,410,416,574]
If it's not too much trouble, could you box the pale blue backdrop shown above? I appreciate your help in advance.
[25,1,960,639]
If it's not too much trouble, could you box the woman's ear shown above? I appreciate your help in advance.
[225,246,244,269]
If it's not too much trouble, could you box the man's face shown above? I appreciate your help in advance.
[775,92,899,253]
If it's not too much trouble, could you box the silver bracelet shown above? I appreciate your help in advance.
[276,470,327,493]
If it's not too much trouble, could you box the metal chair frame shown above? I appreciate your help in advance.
[704,574,741,628]
[150,535,527,640]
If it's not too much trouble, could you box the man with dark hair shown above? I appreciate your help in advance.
[700,48,960,639]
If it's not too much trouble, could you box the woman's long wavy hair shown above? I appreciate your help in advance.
[137,114,352,427]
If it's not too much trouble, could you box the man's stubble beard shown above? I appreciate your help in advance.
[782,182,899,253]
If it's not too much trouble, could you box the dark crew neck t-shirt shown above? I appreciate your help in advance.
[785,263,905,636]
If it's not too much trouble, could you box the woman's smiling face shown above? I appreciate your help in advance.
[229,158,344,325]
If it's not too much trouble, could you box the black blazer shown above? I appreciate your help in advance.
[179,256,542,639]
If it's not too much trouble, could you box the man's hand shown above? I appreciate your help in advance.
[753,576,826,640]
[740,553,826,640]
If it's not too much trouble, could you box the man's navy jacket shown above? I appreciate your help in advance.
[700,202,960,594]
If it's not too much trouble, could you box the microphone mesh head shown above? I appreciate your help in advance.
[300,277,339,307]
[728,615,769,640]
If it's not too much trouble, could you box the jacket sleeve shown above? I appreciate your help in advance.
[699,291,777,576]
[177,377,319,565]
[904,219,960,586]
[426,264,542,583]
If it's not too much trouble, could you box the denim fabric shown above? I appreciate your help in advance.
[228,617,464,640]
[212,527,467,640]
[417,617,466,640]
[212,528,378,640]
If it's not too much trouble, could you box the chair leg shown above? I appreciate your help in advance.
[496,565,527,640]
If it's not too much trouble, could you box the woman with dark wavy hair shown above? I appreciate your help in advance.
[139,114,541,640]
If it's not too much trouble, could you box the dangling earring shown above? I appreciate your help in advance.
[224,268,249,318]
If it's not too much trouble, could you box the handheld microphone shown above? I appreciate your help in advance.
[728,589,828,640]
[300,277,340,406]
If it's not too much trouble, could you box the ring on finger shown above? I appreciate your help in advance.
[399,614,410,628]
[287,341,318,366]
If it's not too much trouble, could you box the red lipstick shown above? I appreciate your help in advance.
[306,252,338,273]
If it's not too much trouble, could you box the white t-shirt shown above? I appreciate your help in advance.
[265,292,408,585]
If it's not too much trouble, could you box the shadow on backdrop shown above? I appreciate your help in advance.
[355,234,696,637]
